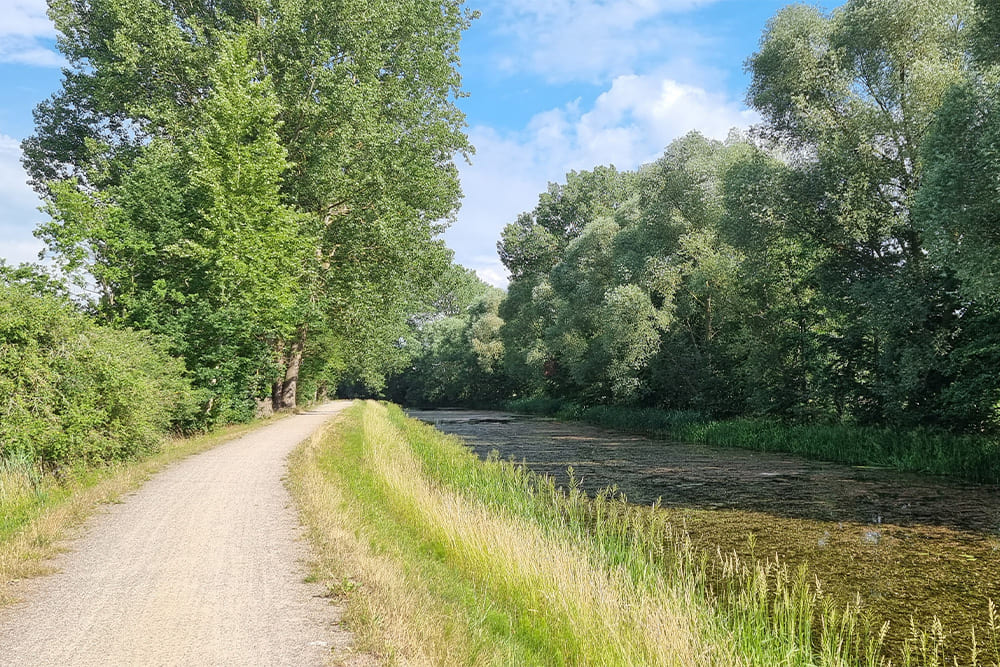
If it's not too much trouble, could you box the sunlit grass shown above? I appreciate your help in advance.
[288,401,1000,665]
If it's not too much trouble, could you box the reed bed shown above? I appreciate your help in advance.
[506,399,1000,484]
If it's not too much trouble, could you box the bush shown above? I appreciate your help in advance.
[0,285,197,464]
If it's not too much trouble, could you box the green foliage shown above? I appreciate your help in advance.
[973,0,1000,65]
[916,80,1000,306]
[0,286,196,464]
[0,261,68,298]
[745,0,979,427]
[24,0,474,417]
[387,267,510,406]
[38,35,312,422]
[496,134,754,410]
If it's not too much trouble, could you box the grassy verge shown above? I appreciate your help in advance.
[0,413,287,604]
[505,398,1000,484]
[288,400,1000,665]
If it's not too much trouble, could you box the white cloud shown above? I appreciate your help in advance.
[0,0,61,67]
[446,70,755,287]
[481,0,721,82]
[0,0,55,38]
[0,133,47,265]
[473,264,509,289]
[0,35,64,66]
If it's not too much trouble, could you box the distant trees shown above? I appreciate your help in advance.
[399,0,1000,435]
[24,0,474,422]
[387,266,508,407]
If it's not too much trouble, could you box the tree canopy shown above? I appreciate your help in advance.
[25,0,475,422]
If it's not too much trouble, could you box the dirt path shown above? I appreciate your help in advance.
[0,402,354,666]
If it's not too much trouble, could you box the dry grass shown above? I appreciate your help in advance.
[287,402,741,665]
[359,404,722,666]
[289,401,1000,666]
[288,408,476,666]
[0,415,288,605]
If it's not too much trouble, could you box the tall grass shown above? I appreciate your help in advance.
[0,451,48,539]
[505,398,1000,484]
[289,401,1000,665]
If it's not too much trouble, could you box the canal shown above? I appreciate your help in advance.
[407,408,1000,657]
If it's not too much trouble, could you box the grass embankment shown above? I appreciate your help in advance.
[0,415,286,604]
[506,398,1000,484]
[288,400,1000,665]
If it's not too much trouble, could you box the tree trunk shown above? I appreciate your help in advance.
[271,379,283,413]
[279,329,307,409]
[271,340,285,412]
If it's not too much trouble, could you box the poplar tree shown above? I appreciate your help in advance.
[25,0,473,418]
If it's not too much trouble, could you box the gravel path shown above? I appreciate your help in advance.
[0,402,352,666]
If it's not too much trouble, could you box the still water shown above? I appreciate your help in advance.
[408,409,1000,653]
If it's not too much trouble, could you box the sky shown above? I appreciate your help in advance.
[0,0,814,287]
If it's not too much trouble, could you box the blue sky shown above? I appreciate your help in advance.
[0,0,819,286]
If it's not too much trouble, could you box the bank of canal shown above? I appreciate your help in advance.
[407,409,1000,658]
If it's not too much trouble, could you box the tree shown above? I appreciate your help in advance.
[916,82,1000,306]
[25,0,474,416]
[973,0,1000,64]
[39,36,311,421]
[912,4,1000,429]
[386,268,509,406]
[746,0,977,425]
[498,166,639,400]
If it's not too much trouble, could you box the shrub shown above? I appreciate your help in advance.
[0,285,197,464]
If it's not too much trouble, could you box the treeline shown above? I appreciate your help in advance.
[388,265,508,407]
[392,0,1000,436]
[2,0,474,463]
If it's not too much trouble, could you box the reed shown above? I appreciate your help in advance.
[505,399,1000,483]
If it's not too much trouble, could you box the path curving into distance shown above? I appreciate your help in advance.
[0,402,351,666]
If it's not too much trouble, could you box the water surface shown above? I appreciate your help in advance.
[408,409,1000,654]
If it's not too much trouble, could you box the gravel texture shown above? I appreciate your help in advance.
[0,402,354,666]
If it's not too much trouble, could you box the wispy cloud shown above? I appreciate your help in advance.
[447,70,755,286]
[480,0,722,83]
[0,133,47,265]
[0,0,55,37]
[0,0,61,67]
[0,36,64,67]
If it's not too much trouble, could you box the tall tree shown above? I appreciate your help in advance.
[746,0,976,425]
[911,0,1000,429]
[25,0,474,416]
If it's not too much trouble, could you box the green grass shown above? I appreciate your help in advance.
[0,451,84,542]
[289,401,1000,665]
[505,398,1000,484]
